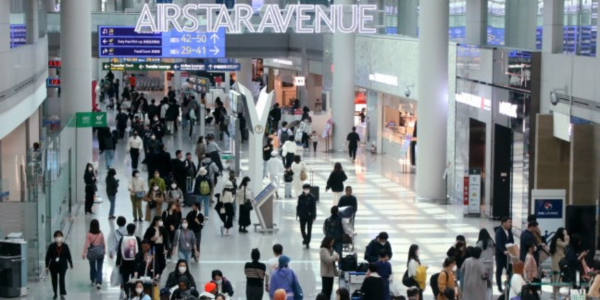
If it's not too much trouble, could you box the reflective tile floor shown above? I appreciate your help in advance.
[18,104,566,300]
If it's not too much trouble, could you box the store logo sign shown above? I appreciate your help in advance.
[273,59,293,66]
[498,101,518,118]
[368,73,398,86]
[455,92,491,111]
[294,76,306,86]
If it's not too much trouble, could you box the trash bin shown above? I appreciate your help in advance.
[0,239,26,298]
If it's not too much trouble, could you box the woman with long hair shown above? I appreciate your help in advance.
[244,249,266,300]
[165,259,196,290]
[143,215,169,276]
[326,162,348,206]
[550,227,568,295]
[476,228,495,289]
[84,163,97,214]
[236,177,253,233]
[82,219,106,289]
[144,182,165,222]
[407,244,424,299]
[319,236,340,298]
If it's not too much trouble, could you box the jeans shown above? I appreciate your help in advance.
[89,256,104,284]
[104,149,115,169]
[198,195,210,217]
[178,251,192,264]
[108,195,116,217]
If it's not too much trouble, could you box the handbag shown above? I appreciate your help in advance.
[291,272,304,300]
[136,191,145,198]
[300,169,308,181]
[86,235,105,261]
[148,199,157,209]
[402,270,417,287]
[110,267,122,287]
[243,189,253,211]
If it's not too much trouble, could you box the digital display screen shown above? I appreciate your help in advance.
[46,78,61,87]
[48,60,62,68]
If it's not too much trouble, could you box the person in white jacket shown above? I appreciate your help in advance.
[290,155,308,197]
[281,136,297,169]
[266,151,285,198]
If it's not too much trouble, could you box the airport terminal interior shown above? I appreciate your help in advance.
[1,0,600,299]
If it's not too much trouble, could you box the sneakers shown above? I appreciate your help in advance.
[96,283,101,290]
[108,216,116,220]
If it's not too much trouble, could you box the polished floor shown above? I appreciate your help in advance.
[21,106,564,300]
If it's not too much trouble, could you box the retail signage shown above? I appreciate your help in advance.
[468,174,481,214]
[531,189,566,233]
[206,63,241,72]
[76,112,108,128]
[46,78,61,88]
[498,101,518,118]
[294,76,305,86]
[455,92,491,111]
[368,73,398,86]
[10,24,26,48]
[135,4,377,34]
[99,26,225,58]
[463,177,469,205]
[273,59,294,66]
[48,60,62,68]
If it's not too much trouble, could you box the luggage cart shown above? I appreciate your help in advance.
[339,271,366,296]
[339,206,356,252]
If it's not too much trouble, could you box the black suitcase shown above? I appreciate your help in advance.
[310,171,320,202]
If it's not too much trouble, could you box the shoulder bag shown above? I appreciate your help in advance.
[243,188,253,211]
[86,234,105,261]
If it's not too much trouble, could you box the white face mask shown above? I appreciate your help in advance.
[158,221,163,227]
[151,136,156,140]
[88,167,93,172]
[178,267,187,274]
[135,288,144,295]
[153,186,159,191]
[55,237,63,243]
[182,223,188,229]
[303,189,310,194]
[134,174,139,178]
[171,184,176,189]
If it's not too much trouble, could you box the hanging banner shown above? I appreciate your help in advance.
[468,174,481,214]
[531,189,566,233]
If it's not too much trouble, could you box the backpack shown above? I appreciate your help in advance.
[295,127,304,142]
[280,129,291,143]
[222,114,230,126]
[341,254,358,271]
[120,235,138,261]
[430,270,448,297]
[199,177,211,196]
[324,216,342,240]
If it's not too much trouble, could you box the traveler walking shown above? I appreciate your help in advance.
[267,151,284,198]
[461,247,489,300]
[524,242,538,282]
[446,235,466,289]
[270,255,300,300]
[290,155,308,197]
[103,131,117,170]
[206,135,224,171]
[319,236,340,299]
[284,168,294,199]
[359,263,385,299]
[217,181,235,235]
[126,131,144,170]
[109,217,128,259]
[82,219,106,289]
[173,219,198,264]
[166,181,184,205]
[134,242,157,279]
[116,109,129,140]
[263,138,274,178]
[45,230,73,299]
[210,270,234,297]
[194,167,213,218]
[265,244,286,294]
[105,168,119,219]
[476,228,495,290]
[165,259,197,290]
[143,216,169,276]
[269,103,282,132]
[346,126,360,161]
[436,257,457,300]
[144,183,165,222]
[297,183,317,248]
[245,249,267,300]
[338,186,358,222]
[311,131,319,152]
[520,221,544,264]
[195,136,206,165]
[128,170,148,222]
[281,136,297,169]
[186,202,205,262]
[550,228,568,296]
[494,217,514,292]
[326,162,348,206]
[236,177,253,233]
[115,223,142,298]
[323,206,344,260]
[162,202,182,262]
[84,163,97,215]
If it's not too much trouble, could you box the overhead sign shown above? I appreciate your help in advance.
[99,26,225,58]
[294,76,305,86]
[76,112,108,128]
[46,78,61,88]
[48,60,62,68]
[531,189,566,233]
[135,4,377,34]
[103,62,208,72]
[10,24,26,48]
[206,63,241,72]
[109,57,162,63]
[174,63,206,71]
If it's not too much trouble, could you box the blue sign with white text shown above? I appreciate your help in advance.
[98,26,226,58]
[206,63,241,72]
[534,199,563,219]
[10,24,26,48]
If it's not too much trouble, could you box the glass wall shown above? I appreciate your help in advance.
[563,0,598,56]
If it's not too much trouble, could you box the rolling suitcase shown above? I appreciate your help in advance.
[309,170,320,202]
[183,176,196,207]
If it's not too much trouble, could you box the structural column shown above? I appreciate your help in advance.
[299,47,309,107]
[237,58,254,95]
[465,0,487,45]
[0,1,9,54]
[91,0,102,12]
[542,0,564,53]
[61,0,92,202]
[26,0,39,44]
[416,0,449,201]
[332,0,356,151]
[397,0,419,37]
[504,0,537,49]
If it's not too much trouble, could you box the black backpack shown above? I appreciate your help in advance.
[341,254,357,271]
[430,270,448,297]
[558,256,575,282]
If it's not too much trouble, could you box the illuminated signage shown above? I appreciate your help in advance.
[48,60,62,68]
[272,59,294,66]
[135,4,377,34]
[498,101,518,118]
[368,73,398,86]
[455,92,491,110]
[294,76,306,86]
[46,78,61,88]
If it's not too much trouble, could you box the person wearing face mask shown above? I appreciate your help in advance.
[170,150,188,194]
[173,219,198,264]
[105,168,119,220]
[365,232,393,263]
[130,281,151,300]
[171,280,200,300]
[126,131,144,170]
[162,202,182,262]
[245,249,267,300]
[165,260,197,291]
[183,152,197,192]
[151,114,165,140]
[45,230,73,299]
[133,240,157,280]
[84,163,97,215]
[148,171,166,193]
[129,170,148,222]
[210,270,234,297]
[296,183,317,248]
[144,183,165,222]
[186,202,205,262]
[166,181,184,204]
[436,257,457,300]
[143,216,170,276]
[206,134,224,171]
[116,109,129,140]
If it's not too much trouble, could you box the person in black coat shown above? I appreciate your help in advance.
[326,162,348,206]
[156,146,172,179]
[116,110,129,140]
[359,263,385,300]
[495,217,515,292]
[84,163,97,214]
[297,184,317,248]
[116,223,142,296]
[106,168,119,219]
[337,186,358,219]
[186,202,205,262]
[162,202,182,261]
[171,150,187,193]
[346,126,361,161]
[364,232,393,263]
[45,230,73,299]
[143,216,170,276]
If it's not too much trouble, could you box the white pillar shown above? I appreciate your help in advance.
[46,0,56,12]
[224,72,231,94]
[299,48,309,107]
[105,0,116,11]
[397,0,419,37]
[61,0,92,202]
[91,0,102,11]
[542,0,564,53]
[0,1,9,54]
[332,0,356,151]
[27,0,39,44]
[416,0,449,201]
[237,58,254,96]
[465,0,487,45]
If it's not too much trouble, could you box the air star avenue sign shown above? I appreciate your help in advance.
[135,3,377,34]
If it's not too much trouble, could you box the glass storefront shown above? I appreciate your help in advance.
[380,93,417,162]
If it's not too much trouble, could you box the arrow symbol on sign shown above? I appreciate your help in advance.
[210,46,220,56]
[208,64,213,69]
[102,39,107,44]
[210,33,219,43]
[174,64,180,70]
[139,65,145,70]
[102,49,108,54]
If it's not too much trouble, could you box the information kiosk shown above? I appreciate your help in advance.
[253,183,278,233]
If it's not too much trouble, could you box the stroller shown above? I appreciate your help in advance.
[339,206,356,252]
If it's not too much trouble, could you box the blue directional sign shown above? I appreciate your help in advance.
[98,26,226,58]
[173,63,206,71]
[206,63,241,72]
[10,24,26,48]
